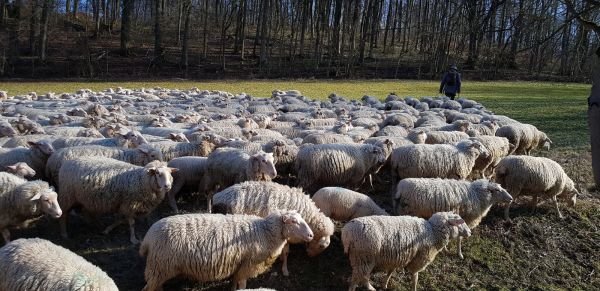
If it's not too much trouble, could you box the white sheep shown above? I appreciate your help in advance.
[312,187,388,221]
[341,212,471,291]
[212,181,335,277]
[0,180,62,242]
[140,210,313,291]
[0,141,54,180]
[0,238,118,290]
[469,136,513,179]
[495,156,578,219]
[424,130,469,144]
[58,157,177,244]
[4,162,36,179]
[166,156,207,212]
[495,123,552,155]
[394,178,513,258]
[199,148,277,212]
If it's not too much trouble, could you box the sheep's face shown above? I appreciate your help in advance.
[28,141,54,155]
[281,211,314,243]
[169,133,190,143]
[6,162,36,178]
[147,166,178,192]
[560,181,578,207]
[488,183,513,203]
[138,147,164,162]
[467,141,489,159]
[253,153,277,179]
[435,212,471,238]
[0,123,17,137]
[307,235,331,257]
[33,188,62,219]
[124,131,149,148]
[542,137,552,151]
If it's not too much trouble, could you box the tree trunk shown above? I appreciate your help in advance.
[180,0,192,72]
[73,0,79,18]
[7,0,23,75]
[29,0,40,54]
[332,0,343,58]
[153,0,163,68]
[120,0,134,56]
[65,0,71,18]
[38,0,51,62]
[202,0,209,58]
[93,0,101,37]
[259,0,270,67]
[589,50,600,186]
[299,0,308,57]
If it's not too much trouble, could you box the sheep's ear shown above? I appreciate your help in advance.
[169,133,176,138]
[137,147,149,154]
[169,167,179,173]
[27,141,38,147]
[146,167,157,175]
[448,218,465,226]
[6,165,17,171]
[282,213,299,224]
[30,192,42,201]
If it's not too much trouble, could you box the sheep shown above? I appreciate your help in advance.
[50,136,130,150]
[0,180,62,242]
[168,132,190,142]
[0,172,27,195]
[425,130,469,144]
[165,156,207,212]
[302,133,354,144]
[438,120,471,132]
[495,156,578,219]
[0,238,119,290]
[312,187,388,221]
[341,212,471,291]
[296,143,388,194]
[381,113,415,129]
[390,140,489,187]
[199,148,277,212]
[58,158,178,244]
[140,210,313,291]
[375,125,409,137]
[467,120,499,136]
[148,140,215,161]
[0,141,54,180]
[45,144,163,185]
[212,181,335,277]
[0,121,18,137]
[393,178,513,258]
[495,123,552,155]
[469,136,513,179]
[4,162,36,179]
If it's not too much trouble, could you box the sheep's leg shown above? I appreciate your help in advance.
[530,195,539,214]
[411,272,419,291]
[102,218,126,235]
[59,214,69,239]
[1,229,10,243]
[128,218,139,244]
[142,275,167,291]
[237,279,247,290]
[553,196,564,219]
[281,243,290,276]
[207,192,213,213]
[166,182,183,213]
[457,237,464,259]
[383,269,395,289]
[503,201,513,221]
[368,174,374,189]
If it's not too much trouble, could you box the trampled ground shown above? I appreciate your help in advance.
[3,80,599,290]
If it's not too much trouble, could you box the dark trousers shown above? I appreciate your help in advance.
[444,92,456,100]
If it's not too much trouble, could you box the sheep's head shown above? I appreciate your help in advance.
[6,162,36,178]
[0,122,17,137]
[560,178,578,207]
[251,152,277,180]
[455,120,471,132]
[461,140,489,159]
[169,133,190,143]
[146,163,178,193]
[123,130,149,148]
[306,216,335,257]
[409,129,427,144]
[28,141,54,156]
[278,210,314,243]
[137,145,164,163]
[484,181,513,203]
[430,212,472,239]
[29,182,62,219]
[541,135,553,151]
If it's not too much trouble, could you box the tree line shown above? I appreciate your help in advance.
[0,0,598,80]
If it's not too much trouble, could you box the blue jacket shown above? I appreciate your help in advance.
[440,70,461,94]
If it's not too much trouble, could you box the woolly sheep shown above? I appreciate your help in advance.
[58,157,178,244]
[0,238,118,290]
[0,141,54,180]
[496,123,552,155]
[312,187,388,221]
[341,212,471,291]
[140,210,313,291]
[0,121,18,137]
[0,172,27,195]
[495,156,578,219]
[425,130,469,144]
[469,136,513,179]
[212,181,335,277]
[390,140,489,185]
[166,156,207,212]
[4,162,36,179]
[467,120,499,136]
[0,180,62,242]
[296,143,388,194]
[199,148,277,212]
[438,120,471,132]
[302,133,354,144]
[148,140,215,161]
[394,178,513,258]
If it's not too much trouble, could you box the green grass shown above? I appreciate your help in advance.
[0,80,590,148]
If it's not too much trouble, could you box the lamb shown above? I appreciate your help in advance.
[394,178,513,258]
[495,123,552,155]
[58,157,177,244]
[296,143,388,194]
[390,140,489,185]
[0,141,54,180]
[341,212,471,291]
[166,156,207,212]
[140,210,313,291]
[0,238,118,290]
[199,148,277,212]
[312,187,388,221]
[45,144,163,185]
[4,162,36,179]
[469,136,513,179]
[425,130,469,144]
[495,156,578,219]
[0,180,62,242]
[212,181,335,277]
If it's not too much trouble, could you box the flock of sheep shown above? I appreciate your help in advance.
[0,87,580,291]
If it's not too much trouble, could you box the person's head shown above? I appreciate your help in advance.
[449,64,458,71]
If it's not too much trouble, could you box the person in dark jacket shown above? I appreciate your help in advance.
[439,64,461,100]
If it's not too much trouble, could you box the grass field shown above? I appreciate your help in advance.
[2,80,598,291]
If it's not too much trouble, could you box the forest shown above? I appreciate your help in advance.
[0,0,599,80]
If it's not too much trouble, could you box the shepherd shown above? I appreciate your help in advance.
[439,64,462,100]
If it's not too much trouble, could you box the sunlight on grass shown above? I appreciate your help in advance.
[0,80,591,148]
